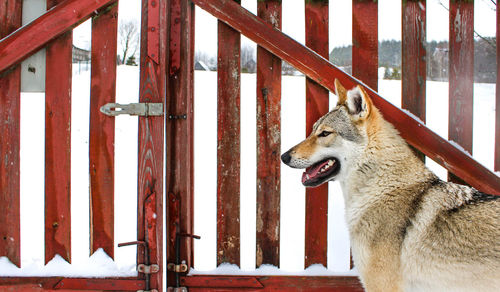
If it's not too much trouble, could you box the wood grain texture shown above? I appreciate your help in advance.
[182,275,363,291]
[137,0,167,289]
[89,2,118,258]
[193,0,500,195]
[0,0,116,74]
[304,0,329,268]
[166,0,196,284]
[352,0,378,90]
[402,0,426,122]
[0,0,22,268]
[402,0,426,161]
[448,0,474,184]
[0,277,144,290]
[256,0,281,268]
[217,2,241,265]
[44,0,72,265]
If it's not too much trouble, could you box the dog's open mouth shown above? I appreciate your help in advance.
[302,158,340,187]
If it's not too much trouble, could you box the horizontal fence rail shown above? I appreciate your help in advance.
[193,0,500,196]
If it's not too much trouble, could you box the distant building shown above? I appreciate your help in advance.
[72,45,91,62]
[195,60,210,71]
[243,59,256,73]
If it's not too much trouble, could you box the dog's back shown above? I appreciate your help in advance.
[401,182,500,291]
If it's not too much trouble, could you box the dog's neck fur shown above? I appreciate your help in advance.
[340,108,438,286]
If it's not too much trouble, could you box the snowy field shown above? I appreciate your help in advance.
[0,66,496,277]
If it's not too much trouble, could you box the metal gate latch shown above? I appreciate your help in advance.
[138,264,160,274]
[100,103,163,117]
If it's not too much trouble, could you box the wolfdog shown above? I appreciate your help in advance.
[281,80,500,292]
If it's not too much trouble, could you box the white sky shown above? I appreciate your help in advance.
[72,0,497,54]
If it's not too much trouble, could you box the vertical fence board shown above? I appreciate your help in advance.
[352,0,378,90]
[217,0,241,265]
[402,0,426,122]
[304,0,329,268]
[89,2,118,258]
[138,0,166,290]
[166,0,196,285]
[0,0,22,268]
[44,0,72,264]
[448,0,474,183]
[496,1,499,172]
[402,0,426,161]
[256,0,282,268]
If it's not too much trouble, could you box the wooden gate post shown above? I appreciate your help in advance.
[166,0,196,287]
[138,0,168,291]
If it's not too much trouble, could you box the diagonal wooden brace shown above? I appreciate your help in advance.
[0,0,117,73]
[192,0,500,195]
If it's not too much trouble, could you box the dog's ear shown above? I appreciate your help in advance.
[334,79,347,105]
[346,85,372,120]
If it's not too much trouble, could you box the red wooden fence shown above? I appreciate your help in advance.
[1,0,499,291]
[0,0,165,290]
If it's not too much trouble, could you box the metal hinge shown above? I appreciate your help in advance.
[167,261,188,273]
[100,103,163,117]
[138,264,160,274]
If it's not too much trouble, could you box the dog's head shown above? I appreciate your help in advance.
[281,79,375,187]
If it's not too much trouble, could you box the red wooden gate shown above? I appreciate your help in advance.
[169,0,500,291]
[0,0,165,290]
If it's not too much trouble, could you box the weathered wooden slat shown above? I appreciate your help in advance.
[182,275,363,291]
[137,0,166,289]
[193,0,500,195]
[448,0,474,183]
[217,0,241,266]
[0,0,116,74]
[44,0,72,265]
[256,0,281,268]
[352,0,378,90]
[0,0,22,268]
[496,1,500,172]
[402,0,426,122]
[304,0,329,269]
[402,0,426,161]
[89,2,118,258]
[166,0,196,284]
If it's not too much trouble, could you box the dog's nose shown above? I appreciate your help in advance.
[281,151,292,164]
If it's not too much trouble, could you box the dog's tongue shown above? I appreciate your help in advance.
[302,160,331,183]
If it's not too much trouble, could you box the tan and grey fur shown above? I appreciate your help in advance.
[281,80,500,292]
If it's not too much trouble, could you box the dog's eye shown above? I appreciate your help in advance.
[318,131,332,137]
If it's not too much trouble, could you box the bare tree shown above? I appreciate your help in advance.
[119,20,139,65]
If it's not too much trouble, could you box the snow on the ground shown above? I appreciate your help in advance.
[0,65,139,277]
[189,263,358,277]
[0,66,496,277]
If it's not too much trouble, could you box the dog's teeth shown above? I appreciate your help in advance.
[328,160,334,166]
[306,174,310,180]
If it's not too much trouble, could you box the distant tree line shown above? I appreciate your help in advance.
[330,38,497,83]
